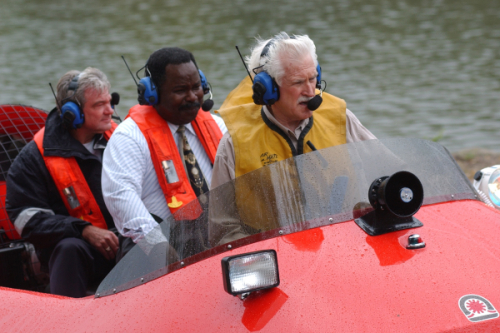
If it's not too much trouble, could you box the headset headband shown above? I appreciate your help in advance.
[260,35,296,61]
[260,40,274,58]
[68,73,81,92]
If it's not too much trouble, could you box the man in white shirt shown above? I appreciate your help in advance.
[102,47,226,259]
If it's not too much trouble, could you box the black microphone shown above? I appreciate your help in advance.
[307,95,323,111]
[111,92,120,107]
[110,92,122,122]
[201,99,214,112]
[307,79,325,111]
[201,88,214,112]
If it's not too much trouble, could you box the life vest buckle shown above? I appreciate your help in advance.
[63,186,80,209]
[162,160,179,184]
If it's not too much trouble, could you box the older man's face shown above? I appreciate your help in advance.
[271,54,317,129]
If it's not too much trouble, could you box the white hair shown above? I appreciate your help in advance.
[56,67,110,112]
[246,32,318,86]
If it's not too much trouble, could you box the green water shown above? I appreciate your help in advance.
[1,0,499,152]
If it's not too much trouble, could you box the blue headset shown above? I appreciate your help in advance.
[137,68,211,106]
[252,39,322,106]
[60,74,85,129]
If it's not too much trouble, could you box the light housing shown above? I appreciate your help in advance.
[487,168,500,207]
[473,165,500,209]
[221,250,280,296]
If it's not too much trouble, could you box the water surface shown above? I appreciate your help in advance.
[1,0,499,152]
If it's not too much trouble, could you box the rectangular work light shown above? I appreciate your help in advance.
[221,250,280,296]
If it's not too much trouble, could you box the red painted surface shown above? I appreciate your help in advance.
[0,182,18,239]
[0,105,47,240]
[0,105,47,140]
[282,227,324,252]
[365,229,416,266]
[1,199,500,332]
[242,288,289,331]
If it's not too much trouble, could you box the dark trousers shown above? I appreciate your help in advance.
[116,235,135,263]
[48,237,114,298]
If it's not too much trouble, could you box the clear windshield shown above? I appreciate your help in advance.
[96,138,476,297]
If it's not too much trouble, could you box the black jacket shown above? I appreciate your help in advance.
[6,108,115,261]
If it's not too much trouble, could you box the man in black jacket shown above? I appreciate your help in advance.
[6,67,118,297]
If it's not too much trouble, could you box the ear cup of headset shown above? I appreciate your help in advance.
[252,81,266,105]
[252,38,279,105]
[251,65,320,106]
[61,101,84,129]
[198,69,215,111]
[137,81,147,105]
[137,77,158,106]
[252,72,279,105]
[60,73,84,129]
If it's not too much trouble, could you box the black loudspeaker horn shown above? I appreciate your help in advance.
[355,171,424,236]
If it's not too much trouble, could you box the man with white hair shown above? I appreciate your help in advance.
[209,32,375,245]
[6,68,118,297]
[212,32,375,187]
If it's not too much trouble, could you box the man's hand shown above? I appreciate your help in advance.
[82,225,119,261]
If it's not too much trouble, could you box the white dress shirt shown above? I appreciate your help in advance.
[102,114,227,243]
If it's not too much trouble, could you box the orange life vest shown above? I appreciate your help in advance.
[127,105,223,216]
[33,121,117,229]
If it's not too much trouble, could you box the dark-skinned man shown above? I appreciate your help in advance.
[102,47,226,259]
[6,67,119,297]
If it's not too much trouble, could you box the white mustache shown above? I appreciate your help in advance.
[297,96,312,104]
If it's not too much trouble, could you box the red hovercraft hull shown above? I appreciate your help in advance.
[1,200,500,332]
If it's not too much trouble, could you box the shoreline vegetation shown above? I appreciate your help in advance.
[452,148,500,182]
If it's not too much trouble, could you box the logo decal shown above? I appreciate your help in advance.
[260,152,278,166]
[459,295,499,322]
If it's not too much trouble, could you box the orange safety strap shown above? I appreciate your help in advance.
[191,116,222,164]
[128,105,222,217]
[33,122,116,229]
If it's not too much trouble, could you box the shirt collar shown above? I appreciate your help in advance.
[94,134,107,150]
[262,105,310,138]
[167,122,195,136]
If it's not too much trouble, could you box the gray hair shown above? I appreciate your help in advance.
[246,32,318,86]
[56,67,110,112]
